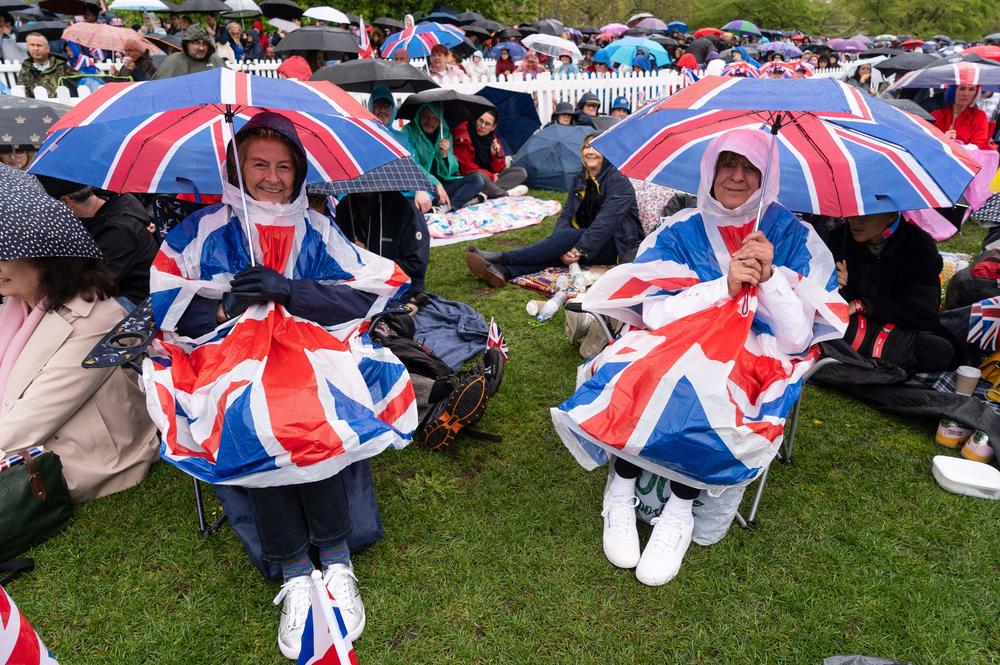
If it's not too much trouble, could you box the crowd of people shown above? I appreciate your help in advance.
[2,5,1000,664]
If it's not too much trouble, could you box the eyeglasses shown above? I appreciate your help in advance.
[476,117,495,128]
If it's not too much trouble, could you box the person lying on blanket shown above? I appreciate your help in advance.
[465,133,642,287]
[145,112,417,660]
[550,128,848,587]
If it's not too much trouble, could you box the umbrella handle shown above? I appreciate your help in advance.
[226,106,256,269]
[751,113,783,234]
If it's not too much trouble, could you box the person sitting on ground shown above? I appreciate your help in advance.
[427,43,468,83]
[38,178,158,308]
[552,128,846,587]
[0,145,35,170]
[391,47,410,63]
[827,213,955,372]
[550,101,576,125]
[110,38,157,81]
[931,84,991,150]
[575,91,602,127]
[610,96,631,119]
[466,133,641,286]
[495,47,516,78]
[403,103,489,211]
[0,165,157,503]
[452,109,529,199]
[153,24,225,79]
[16,32,75,98]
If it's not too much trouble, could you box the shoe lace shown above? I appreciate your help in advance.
[272,577,312,630]
[601,495,638,534]
[324,566,359,614]
[648,512,688,551]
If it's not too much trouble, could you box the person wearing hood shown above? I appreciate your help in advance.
[495,47,517,78]
[16,32,75,98]
[684,36,718,65]
[556,52,580,75]
[465,133,641,286]
[631,54,652,73]
[149,112,416,660]
[550,128,846,587]
[153,24,225,79]
[517,49,547,78]
[452,108,529,198]
[731,45,761,68]
[575,91,602,127]
[931,84,990,150]
[367,85,436,212]
[463,50,490,78]
[110,38,158,81]
[550,101,576,125]
[403,102,488,211]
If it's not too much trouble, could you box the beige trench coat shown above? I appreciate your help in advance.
[0,296,158,502]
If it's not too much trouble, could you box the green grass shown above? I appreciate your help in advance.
[11,201,1000,664]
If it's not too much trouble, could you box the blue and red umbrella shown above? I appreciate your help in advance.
[721,61,760,78]
[888,59,1000,92]
[380,21,465,58]
[29,68,408,195]
[591,76,980,217]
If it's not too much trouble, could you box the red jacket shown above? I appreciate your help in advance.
[931,105,991,150]
[452,120,506,179]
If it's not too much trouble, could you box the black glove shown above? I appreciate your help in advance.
[230,266,292,305]
[221,291,253,320]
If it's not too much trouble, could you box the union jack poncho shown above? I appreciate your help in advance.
[143,182,417,487]
[1,586,59,665]
[552,129,848,490]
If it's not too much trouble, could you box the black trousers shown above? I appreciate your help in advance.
[614,458,700,500]
[246,474,352,563]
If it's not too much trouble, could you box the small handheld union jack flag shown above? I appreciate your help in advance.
[487,318,509,362]
[357,17,373,59]
[968,296,1000,351]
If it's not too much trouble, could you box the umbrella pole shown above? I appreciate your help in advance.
[741,113,783,315]
[225,106,256,268]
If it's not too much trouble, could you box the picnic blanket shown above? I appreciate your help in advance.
[427,196,561,246]
[510,265,611,297]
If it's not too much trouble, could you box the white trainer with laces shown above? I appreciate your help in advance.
[272,575,313,660]
[635,511,694,587]
[602,493,641,568]
[506,184,529,197]
[323,563,366,643]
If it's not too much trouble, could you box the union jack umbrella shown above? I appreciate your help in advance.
[29,68,409,195]
[721,61,759,78]
[757,61,794,78]
[591,76,980,217]
[1,586,60,665]
[380,21,465,58]
[888,59,1000,92]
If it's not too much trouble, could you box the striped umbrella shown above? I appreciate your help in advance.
[29,68,409,195]
[379,21,465,58]
[721,20,760,36]
[721,61,759,78]
[888,59,1000,92]
[590,76,980,217]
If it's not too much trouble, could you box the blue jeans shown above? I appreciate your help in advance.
[438,173,488,209]
[502,227,619,278]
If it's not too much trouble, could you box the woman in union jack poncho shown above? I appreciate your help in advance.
[551,128,848,587]
[145,112,417,659]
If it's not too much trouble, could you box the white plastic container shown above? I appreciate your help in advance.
[931,455,1000,500]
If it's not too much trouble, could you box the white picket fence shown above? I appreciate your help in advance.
[1,57,852,123]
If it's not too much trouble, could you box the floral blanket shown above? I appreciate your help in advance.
[427,196,561,246]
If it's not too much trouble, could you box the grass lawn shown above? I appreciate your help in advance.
[11,196,1000,664]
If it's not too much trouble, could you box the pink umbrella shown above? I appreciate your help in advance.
[62,23,164,55]
[828,37,867,53]
[635,17,667,31]
[600,23,629,36]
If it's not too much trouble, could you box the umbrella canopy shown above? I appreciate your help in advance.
[829,38,867,53]
[666,20,688,34]
[0,164,101,261]
[600,23,628,36]
[888,58,1000,92]
[274,27,357,54]
[635,17,667,32]
[722,20,760,36]
[900,38,924,49]
[456,11,485,24]
[474,86,540,154]
[534,18,563,37]
[874,34,897,42]
[421,10,460,25]
[310,59,437,93]
[373,17,403,30]
[487,41,525,60]
[145,33,182,52]
[62,23,163,55]
[511,124,591,191]
[960,45,1000,63]
[860,47,903,58]
[694,27,723,39]
[307,157,434,196]
[470,19,503,33]
[577,25,597,35]
[260,0,301,20]
[267,17,297,33]
[395,88,494,125]
[109,0,173,10]
[498,28,521,40]
[522,34,581,61]
[516,23,537,36]
[626,12,654,26]
[380,22,465,58]
[29,68,409,195]
[302,6,349,24]
[757,42,803,58]
[175,0,229,12]
[222,0,259,17]
[16,21,67,42]
[932,34,954,43]
[38,0,98,13]
[875,51,938,75]
[0,0,30,9]
[0,95,69,146]
[600,36,671,67]
[592,76,979,217]
[883,97,935,121]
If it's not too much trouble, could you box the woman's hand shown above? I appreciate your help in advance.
[945,129,958,141]
[734,231,774,282]
[727,257,762,298]
[438,137,451,154]
[491,137,502,157]
[835,260,848,289]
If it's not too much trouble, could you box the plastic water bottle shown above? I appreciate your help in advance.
[554,273,571,291]
[536,291,568,322]
[569,262,588,293]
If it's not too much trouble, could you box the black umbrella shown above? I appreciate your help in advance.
[10,6,56,18]
[985,33,1000,44]
[518,24,538,36]
[450,37,478,58]
[578,43,597,53]
[16,21,66,42]
[37,0,98,14]
[577,25,597,35]
[0,0,31,10]
[396,88,495,126]
[462,24,489,39]
[422,10,460,25]
[260,0,301,20]
[875,52,938,75]
[373,17,403,30]
[535,19,563,35]
[456,11,485,24]
[175,0,229,12]
[860,47,903,58]
[932,34,953,43]
[274,26,357,54]
[0,95,69,146]
[883,97,935,121]
[0,164,101,262]
[649,34,678,48]
[498,28,521,40]
[470,19,502,33]
[310,59,437,93]
[345,13,359,26]
[145,33,182,52]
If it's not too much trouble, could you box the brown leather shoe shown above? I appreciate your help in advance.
[465,250,507,288]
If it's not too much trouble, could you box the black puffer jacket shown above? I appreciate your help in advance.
[83,194,159,303]
[553,159,642,261]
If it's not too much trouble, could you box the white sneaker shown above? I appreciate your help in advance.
[273,575,312,660]
[635,511,694,586]
[601,493,640,568]
[506,184,529,197]
[322,563,366,643]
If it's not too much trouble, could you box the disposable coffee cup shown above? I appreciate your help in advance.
[955,366,982,396]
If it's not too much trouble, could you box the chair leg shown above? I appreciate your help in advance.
[781,396,802,464]
[193,477,227,537]
[735,466,770,530]
[584,311,615,344]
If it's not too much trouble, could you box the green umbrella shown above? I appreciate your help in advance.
[721,19,761,36]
